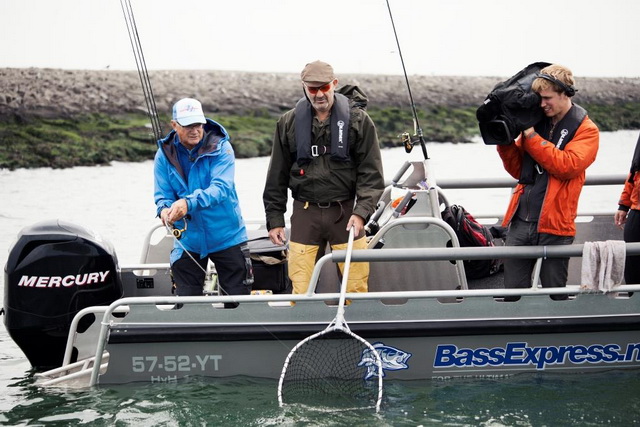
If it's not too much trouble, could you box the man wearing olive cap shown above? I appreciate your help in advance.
[263,61,384,294]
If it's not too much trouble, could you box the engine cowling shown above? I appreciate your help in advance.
[3,220,122,369]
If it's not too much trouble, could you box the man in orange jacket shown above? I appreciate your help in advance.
[497,64,599,300]
[615,132,640,285]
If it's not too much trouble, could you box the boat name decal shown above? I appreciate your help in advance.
[358,342,412,379]
[17,271,111,288]
[434,342,640,370]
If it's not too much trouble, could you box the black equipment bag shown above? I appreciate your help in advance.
[247,236,291,294]
[442,204,501,280]
[476,61,551,145]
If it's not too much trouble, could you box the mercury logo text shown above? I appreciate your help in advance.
[434,342,640,370]
[18,271,111,288]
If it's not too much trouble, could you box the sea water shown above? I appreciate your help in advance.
[1,131,639,425]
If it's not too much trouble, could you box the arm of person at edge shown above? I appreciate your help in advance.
[615,209,629,229]
[521,122,599,180]
[264,116,293,246]
[615,172,634,229]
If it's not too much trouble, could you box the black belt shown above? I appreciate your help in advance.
[295,200,346,223]
[307,201,341,208]
[295,199,346,208]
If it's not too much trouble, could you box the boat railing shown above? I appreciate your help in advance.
[435,173,625,218]
[311,241,640,294]
[435,174,625,189]
[77,240,640,387]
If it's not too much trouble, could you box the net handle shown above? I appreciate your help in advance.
[335,226,355,327]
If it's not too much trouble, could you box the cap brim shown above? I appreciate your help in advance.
[177,116,206,126]
[303,80,333,85]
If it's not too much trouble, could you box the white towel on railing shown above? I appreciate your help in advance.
[580,240,626,291]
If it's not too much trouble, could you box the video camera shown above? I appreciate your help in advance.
[476,62,551,145]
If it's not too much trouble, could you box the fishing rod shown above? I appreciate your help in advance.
[120,0,163,142]
[385,0,429,160]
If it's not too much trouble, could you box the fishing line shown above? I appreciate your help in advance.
[163,221,209,276]
[385,0,429,160]
[120,0,163,142]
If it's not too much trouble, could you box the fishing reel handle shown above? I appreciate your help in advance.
[169,214,191,240]
[400,132,414,153]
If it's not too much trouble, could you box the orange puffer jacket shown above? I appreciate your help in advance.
[618,172,640,211]
[497,116,599,236]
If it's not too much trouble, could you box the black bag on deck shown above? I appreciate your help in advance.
[441,204,501,280]
[247,237,291,294]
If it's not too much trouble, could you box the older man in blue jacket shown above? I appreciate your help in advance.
[154,98,252,298]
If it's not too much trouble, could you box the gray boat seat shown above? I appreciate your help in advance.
[118,223,175,298]
[139,223,173,264]
[367,215,467,293]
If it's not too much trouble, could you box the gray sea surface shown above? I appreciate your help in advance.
[1,131,638,425]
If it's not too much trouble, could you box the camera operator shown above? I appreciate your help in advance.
[497,64,599,300]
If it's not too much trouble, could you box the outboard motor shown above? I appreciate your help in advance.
[476,61,551,145]
[4,220,123,369]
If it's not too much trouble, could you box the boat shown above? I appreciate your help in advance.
[3,160,639,388]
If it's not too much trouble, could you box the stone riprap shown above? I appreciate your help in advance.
[2,68,639,119]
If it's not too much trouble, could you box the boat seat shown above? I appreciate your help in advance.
[367,216,467,293]
[139,223,173,264]
[118,223,175,298]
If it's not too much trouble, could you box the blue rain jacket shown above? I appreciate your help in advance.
[154,119,247,264]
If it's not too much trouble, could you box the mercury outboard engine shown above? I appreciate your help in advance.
[4,220,122,369]
[476,61,551,145]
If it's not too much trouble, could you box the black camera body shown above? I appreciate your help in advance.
[477,62,551,145]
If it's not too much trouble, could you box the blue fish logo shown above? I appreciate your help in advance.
[358,342,412,380]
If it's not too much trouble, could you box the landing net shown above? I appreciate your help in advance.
[277,228,383,412]
[279,328,382,411]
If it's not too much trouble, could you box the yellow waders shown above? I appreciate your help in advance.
[288,236,369,294]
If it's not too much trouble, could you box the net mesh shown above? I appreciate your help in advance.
[279,329,382,410]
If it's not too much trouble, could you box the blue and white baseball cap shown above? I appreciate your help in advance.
[172,98,206,126]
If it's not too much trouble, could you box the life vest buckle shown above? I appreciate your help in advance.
[310,145,328,157]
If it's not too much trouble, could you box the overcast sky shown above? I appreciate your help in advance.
[1,0,639,77]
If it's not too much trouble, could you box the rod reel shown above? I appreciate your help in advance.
[168,215,190,240]
[400,131,423,154]
[386,0,429,160]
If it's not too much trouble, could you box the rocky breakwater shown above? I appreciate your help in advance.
[2,68,640,120]
[1,67,640,170]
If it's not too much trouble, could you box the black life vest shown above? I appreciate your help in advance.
[294,92,350,166]
[519,103,587,185]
